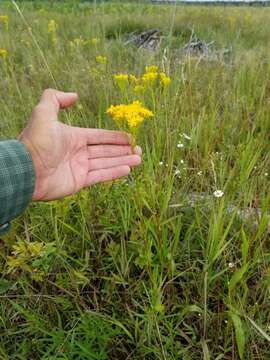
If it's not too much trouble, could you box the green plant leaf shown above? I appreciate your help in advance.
[241,227,249,264]
[229,312,245,360]
[246,315,270,342]
[229,263,249,293]
[0,279,14,294]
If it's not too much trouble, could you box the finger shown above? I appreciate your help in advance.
[85,165,131,187]
[88,145,142,159]
[75,128,132,145]
[33,89,78,122]
[40,88,78,110]
[88,154,141,171]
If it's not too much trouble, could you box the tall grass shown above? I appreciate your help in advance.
[0,1,270,359]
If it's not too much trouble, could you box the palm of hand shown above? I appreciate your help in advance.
[20,89,141,202]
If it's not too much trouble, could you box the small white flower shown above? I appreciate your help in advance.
[180,160,184,164]
[213,190,224,198]
[182,133,191,140]
[159,161,163,166]
[177,143,184,148]
[165,163,168,167]
[175,169,180,176]
[265,172,268,177]
[197,171,203,176]
[228,262,235,269]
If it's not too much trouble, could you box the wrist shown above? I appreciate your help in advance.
[19,137,42,201]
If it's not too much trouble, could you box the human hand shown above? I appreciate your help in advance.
[19,89,142,201]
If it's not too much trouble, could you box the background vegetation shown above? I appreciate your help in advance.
[0,2,270,359]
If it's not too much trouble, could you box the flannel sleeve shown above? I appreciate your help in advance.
[0,140,35,235]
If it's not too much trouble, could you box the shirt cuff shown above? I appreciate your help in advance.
[0,140,36,235]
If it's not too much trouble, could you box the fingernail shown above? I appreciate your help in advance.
[134,155,141,165]
[133,146,142,155]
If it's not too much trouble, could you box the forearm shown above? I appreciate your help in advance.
[0,140,35,235]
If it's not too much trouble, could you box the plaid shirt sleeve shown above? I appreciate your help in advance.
[0,140,35,235]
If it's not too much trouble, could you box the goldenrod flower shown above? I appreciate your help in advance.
[72,37,84,47]
[114,73,129,91]
[107,101,153,129]
[96,55,107,64]
[48,19,57,45]
[90,37,99,46]
[0,49,8,59]
[142,72,158,87]
[114,73,129,82]
[0,15,9,30]
[145,65,158,73]
[160,72,171,88]
[48,19,57,33]
[129,74,139,84]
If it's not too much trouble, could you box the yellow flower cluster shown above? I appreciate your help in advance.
[48,19,57,34]
[0,15,9,30]
[114,73,129,82]
[145,65,158,73]
[107,101,154,129]
[114,73,140,92]
[160,72,171,87]
[129,74,139,84]
[96,55,107,64]
[48,19,57,45]
[0,49,8,59]
[142,66,171,89]
[142,71,158,87]
[90,37,99,46]
[72,37,84,47]
[114,73,129,91]
[113,66,171,95]
[70,37,101,48]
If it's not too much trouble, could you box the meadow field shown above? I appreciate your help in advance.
[0,1,270,359]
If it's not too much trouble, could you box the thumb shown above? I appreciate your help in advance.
[35,88,78,121]
[40,88,78,109]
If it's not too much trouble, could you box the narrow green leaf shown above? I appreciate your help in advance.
[229,312,245,360]
[229,264,249,292]
[0,279,14,294]
[201,338,211,360]
[246,315,270,342]
[241,227,249,264]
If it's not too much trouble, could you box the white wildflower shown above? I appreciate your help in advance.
[213,190,224,198]
[177,143,184,148]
